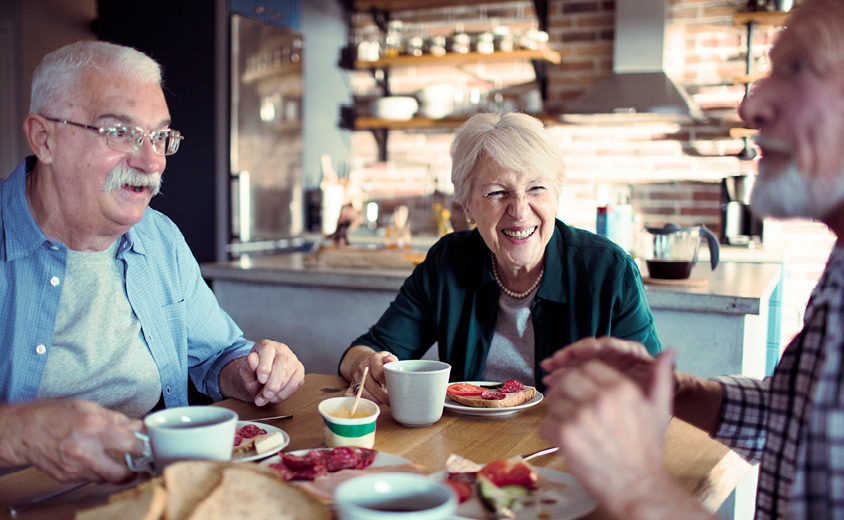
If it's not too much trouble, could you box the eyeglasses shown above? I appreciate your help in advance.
[43,117,184,156]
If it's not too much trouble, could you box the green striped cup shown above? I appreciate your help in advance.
[318,396,380,448]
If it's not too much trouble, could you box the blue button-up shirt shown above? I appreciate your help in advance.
[0,157,253,406]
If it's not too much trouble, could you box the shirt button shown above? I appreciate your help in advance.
[165,386,171,394]
[50,276,60,287]
[36,344,46,355]
[50,245,59,251]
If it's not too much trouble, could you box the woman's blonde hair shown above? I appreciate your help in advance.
[450,112,564,209]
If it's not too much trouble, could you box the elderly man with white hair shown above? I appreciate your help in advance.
[539,1,844,518]
[0,41,304,483]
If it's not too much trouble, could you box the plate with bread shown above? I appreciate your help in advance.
[231,421,289,462]
[444,380,543,417]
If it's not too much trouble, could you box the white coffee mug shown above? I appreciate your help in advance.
[335,472,457,520]
[126,406,238,472]
[384,360,451,428]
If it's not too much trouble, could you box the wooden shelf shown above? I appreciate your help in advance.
[729,127,758,138]
[733,11,789,27]
[350,113,555,131]
[354,48,561,69]
[734,73,768,84]
[354,0,514,10]
[242,61,303,84]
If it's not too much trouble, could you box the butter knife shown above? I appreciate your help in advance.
[9,480,91,517]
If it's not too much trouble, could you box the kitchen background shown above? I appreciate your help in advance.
[0,0,834,356]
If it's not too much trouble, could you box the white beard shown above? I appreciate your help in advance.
[102,163,162,197]
[750,158,844,221]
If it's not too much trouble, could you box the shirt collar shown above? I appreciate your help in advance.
[1,157,54,261]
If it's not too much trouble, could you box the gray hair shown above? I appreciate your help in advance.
[450,112,564,209]
[30,41,162,114]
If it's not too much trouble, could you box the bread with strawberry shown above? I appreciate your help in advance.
[446,380,536,408]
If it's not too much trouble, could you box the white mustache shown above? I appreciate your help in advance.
[102,164,162,196]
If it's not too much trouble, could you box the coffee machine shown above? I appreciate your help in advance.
[720,175,764,246]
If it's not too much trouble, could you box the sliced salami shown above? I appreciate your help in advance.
[239,424,267,438]
[500,379,525,393]
[325,446,359,472]
[356,448,377,469]
[481,391,507,400]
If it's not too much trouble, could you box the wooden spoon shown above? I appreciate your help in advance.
[350,366,369,417]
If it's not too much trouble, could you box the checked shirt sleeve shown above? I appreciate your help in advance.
[711,374,770,464]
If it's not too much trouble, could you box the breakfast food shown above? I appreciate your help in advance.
[446,380,537,408]
[74,461,331,520]
[232,423,267,455]
[267,447,429,503]
[75,480,166,520]
[445,454,569,519]
[268,446,378,481]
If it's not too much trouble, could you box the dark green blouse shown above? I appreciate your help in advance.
[344,220,662,391]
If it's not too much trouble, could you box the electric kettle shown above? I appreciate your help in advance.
[642,224,720,280]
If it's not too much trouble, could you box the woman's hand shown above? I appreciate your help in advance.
[340,345,398,405]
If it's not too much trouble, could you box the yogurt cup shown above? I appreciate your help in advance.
[318,396,380,448]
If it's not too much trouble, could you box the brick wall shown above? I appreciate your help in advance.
[347,0,829,349]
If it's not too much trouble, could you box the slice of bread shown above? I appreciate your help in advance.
[76,480,166,520]
[447,386,537,408]
[184,465,330,520]
[162,460,226,520]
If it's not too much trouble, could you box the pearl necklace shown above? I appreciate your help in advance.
[491,253,544,298]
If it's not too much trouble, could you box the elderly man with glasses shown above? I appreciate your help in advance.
[0,41,304,483]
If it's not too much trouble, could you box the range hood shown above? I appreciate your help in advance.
[562,0,703,124]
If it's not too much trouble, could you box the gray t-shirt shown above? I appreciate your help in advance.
[36,240,162,418]
[482,287,537,386]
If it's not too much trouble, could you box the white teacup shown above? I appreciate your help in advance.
[126,406,238,472]
[335,472,457,520]
[384,360,451,428]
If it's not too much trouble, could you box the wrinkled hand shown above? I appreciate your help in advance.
[345,349,398,405]
[1,400,144,483]
[226,340,305,406]
[541,336,658,393]
[540,349,676,516]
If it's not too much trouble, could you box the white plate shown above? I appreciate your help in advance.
[260,448,410,468]
[444,381,544,416]
[435,468,596,520]
[231,421,290,463]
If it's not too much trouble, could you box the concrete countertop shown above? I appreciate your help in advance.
[201,252,782,317]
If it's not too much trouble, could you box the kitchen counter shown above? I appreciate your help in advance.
[201,252,782,379]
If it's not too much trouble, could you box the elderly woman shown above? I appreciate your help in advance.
[339,112,661,404]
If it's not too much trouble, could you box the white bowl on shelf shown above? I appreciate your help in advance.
[373,96,419,121]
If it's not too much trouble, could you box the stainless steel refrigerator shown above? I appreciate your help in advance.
[229,13,305,257]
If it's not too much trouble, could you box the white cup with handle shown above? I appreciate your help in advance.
[384,360,451,428]
[126,406,238,472]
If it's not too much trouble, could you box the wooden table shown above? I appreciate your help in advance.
[0,374,751,519]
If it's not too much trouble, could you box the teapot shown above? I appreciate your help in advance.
[642,224,719,280]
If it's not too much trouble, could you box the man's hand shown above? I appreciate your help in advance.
[540,350,682,518]
[340,346,398,405]
[541,336,660,392]
[221,340,305,406]
[0,400,144,483]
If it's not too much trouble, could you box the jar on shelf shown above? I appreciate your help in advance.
[405,36,424,57]
[426,35,447,56]
[450,30,471,54]
[493,26,514,52]
[384,20,404,58]
[475,31,494,54]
